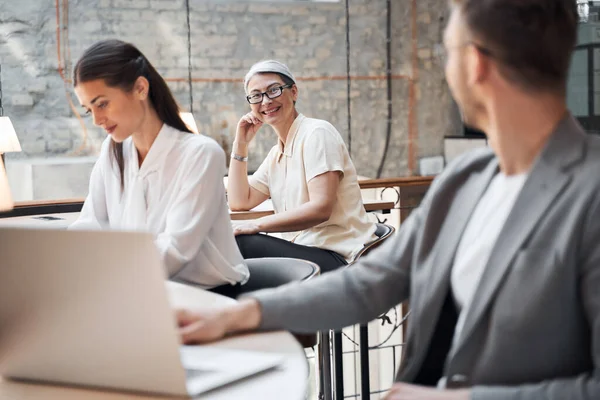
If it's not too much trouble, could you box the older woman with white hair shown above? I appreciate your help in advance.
[227,60,376,273]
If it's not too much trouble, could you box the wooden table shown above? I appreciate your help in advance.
[0,200,395,226]
[0,282,308,400]
[230,199,395,221]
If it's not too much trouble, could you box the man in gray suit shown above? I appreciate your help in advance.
[177,1,599,399]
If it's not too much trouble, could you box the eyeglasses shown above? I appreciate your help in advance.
[435,42,494,65]
[246,84,293,104]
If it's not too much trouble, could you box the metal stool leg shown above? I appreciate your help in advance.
[359,324,370,400]
[317,331,333,400]
[333,331,344,400]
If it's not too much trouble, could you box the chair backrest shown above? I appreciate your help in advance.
[350,223,395,264]
[241,257,320,293]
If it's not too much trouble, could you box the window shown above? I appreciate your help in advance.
[569,1,600,133]
[567,48,589,117]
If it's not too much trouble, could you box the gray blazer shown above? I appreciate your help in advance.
[251,114,600,399]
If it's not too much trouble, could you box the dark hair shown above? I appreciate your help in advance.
[274,72,295,87]
[73,39,192,189]
[274,72,296,105]
[451,0,578,94]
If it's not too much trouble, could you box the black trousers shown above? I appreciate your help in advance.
[236,233,347,274]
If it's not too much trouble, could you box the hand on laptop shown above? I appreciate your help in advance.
[177,298,263,344]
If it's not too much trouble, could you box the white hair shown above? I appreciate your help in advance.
[243,60,296,93]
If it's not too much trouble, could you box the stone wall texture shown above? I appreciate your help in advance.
[1,0,460,181]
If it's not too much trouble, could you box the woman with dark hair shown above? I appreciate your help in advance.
[70,39,249,290]
[228,60,376,273]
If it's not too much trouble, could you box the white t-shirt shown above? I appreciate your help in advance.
[248,114,376,261]
[70,124,249,289]
[449,171,528,354]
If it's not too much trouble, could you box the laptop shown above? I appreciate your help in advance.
[0,227,282,397]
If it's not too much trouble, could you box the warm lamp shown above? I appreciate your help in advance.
[180,112,199,134]
[0,116,21,164]
[0,157,13,212]
[0,64,22,165]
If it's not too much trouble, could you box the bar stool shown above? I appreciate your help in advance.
[237,257,320,347]
[325,223,395,400]
[234,257,323,398]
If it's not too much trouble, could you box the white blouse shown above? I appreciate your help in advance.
[70,124,249,289]
[249,114,376,261]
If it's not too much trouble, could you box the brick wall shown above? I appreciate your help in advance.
[1,0,460,183]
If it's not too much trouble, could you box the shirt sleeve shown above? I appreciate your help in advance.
[302,128,345,182]
[248,147,274,196]
[69,139,111,230]
[154,141,228,277]
[247,163,443,333]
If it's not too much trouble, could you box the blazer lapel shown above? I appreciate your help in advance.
[451,115,584,358]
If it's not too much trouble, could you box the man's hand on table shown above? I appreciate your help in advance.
[177,298,262,344]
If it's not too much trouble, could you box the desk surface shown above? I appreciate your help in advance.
[0,212,80,228]
[0,199,394,226]
[230,199,394,220]
[0,282,308,400]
